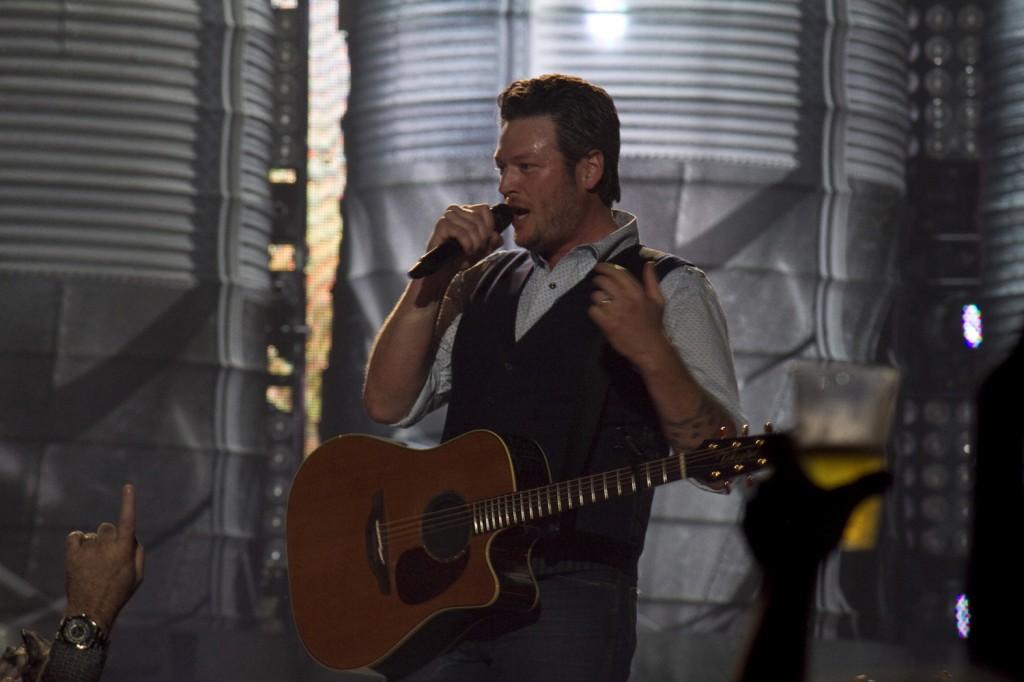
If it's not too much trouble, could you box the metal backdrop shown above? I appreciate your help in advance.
[0,0,274,673]
[321,0,908,678]
[979,0,1024,364]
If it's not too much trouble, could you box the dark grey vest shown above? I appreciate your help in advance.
[442,243,687,577]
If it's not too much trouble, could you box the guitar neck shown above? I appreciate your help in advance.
[469,439,767,535]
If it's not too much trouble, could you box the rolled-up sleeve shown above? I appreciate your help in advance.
[391,314,458,427]
[660,265,746,432]
[389,253,504,427]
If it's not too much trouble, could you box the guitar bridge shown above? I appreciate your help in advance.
[365,490,390,595]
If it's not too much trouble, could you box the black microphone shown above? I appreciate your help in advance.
[407,204,515,279]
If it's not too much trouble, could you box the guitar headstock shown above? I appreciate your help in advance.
[686,425,784,485]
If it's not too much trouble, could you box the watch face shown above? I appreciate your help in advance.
[62,616,99,649]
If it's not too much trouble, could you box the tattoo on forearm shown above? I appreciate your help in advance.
[664,398,720,451]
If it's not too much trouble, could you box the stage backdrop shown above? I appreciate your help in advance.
[320,0,907,678]
[0,0,275,678]
[979,0,1024,362]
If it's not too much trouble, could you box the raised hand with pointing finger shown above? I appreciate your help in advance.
[30,484,147,682]
[61,483,145,637]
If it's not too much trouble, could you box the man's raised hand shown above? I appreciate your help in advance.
[63,484,145,634]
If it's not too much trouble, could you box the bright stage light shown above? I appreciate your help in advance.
[586,1,627,45]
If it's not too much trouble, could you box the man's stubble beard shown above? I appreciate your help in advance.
[518,179,589,260]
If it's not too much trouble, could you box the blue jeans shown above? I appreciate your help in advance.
[401,566,637,682]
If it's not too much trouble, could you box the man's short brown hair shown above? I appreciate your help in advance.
[497,74,621,207]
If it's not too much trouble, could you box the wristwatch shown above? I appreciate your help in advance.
[56,614,108,651]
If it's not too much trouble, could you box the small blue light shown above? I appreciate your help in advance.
[955,593,970,639]
[962,304,982,349]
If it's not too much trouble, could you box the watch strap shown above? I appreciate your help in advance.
[42,639,108,682]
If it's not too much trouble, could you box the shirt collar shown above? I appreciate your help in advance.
[528,209,639,269]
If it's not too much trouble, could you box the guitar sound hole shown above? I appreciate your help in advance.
[422,491,471,561]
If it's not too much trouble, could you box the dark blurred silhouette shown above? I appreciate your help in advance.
[967,329,1024,682]
[735,434,891,681]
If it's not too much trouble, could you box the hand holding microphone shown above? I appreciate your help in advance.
[408,203,514,279]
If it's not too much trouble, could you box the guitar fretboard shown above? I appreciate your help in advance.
[469,441,767,534]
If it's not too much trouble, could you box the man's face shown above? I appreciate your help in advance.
[494,115,588,260]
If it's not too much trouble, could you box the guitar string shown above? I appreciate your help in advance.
[377,443,769,544]
[379,443,767,542]
[379,451,736,545]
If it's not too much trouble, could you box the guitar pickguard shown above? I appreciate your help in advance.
[395,546,470,605]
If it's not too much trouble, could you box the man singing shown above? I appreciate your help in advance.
[364,73,743,681]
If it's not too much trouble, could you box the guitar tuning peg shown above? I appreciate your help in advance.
[741,423,749,436]
[718,425,728,437]
[763,421,774,434]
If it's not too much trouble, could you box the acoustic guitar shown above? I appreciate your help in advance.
[286,429,775,677]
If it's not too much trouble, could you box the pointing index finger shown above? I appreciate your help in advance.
[118,483,137,539]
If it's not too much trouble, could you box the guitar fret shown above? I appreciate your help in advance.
[462,439,769,536]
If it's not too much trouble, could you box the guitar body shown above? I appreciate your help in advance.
[287,430,551,677]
